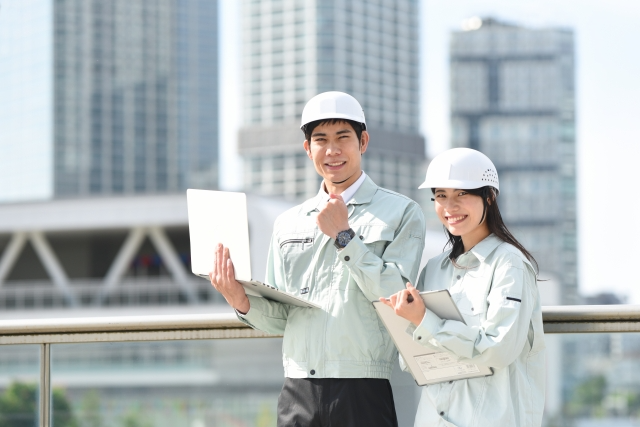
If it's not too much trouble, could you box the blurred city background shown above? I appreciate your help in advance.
[0,0,639,426]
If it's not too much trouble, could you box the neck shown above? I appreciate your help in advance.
[323,170,362,195]
[460,224,491,252]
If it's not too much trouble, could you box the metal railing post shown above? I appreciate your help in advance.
[39,343,51,427]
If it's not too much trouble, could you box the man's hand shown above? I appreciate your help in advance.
[379,282,425,326]
[209,244,250,314]
[317,194,350,239]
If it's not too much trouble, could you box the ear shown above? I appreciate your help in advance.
[359,130,370,155]
[303,140,312,159]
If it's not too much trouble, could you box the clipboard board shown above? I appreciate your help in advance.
[372,290,493,386]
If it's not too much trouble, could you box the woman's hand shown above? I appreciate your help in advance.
[379,282,426,326]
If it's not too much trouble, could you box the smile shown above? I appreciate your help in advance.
[325,161,346,167]
[447,215,467,224]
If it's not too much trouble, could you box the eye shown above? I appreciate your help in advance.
[435,193,446,198]
[458,191,468,196]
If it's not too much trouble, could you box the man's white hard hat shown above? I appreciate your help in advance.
[419,148,499,193]
[300,91,366,129]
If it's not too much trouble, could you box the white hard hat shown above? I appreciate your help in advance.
[419,148,499,193]
[300,91,366,129]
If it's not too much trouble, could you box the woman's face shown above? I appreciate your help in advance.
[433,188,489,239]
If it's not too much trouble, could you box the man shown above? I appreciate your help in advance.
[210,91,425,427]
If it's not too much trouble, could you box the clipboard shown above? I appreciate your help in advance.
[372,290,493,386]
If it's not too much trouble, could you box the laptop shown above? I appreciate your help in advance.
[187,189,320,309]
[373,290,493,385]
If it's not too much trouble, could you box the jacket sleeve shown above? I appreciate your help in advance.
[338,201,426,302]
[412,254,538,369]
[236,234,290,335]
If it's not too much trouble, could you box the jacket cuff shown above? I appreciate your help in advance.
[412,309,444,345]
[235,295,266,327]
[337,235,368,267]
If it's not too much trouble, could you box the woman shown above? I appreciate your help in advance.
[381,148,545,427]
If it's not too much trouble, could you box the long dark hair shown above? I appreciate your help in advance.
[435,186,539,273]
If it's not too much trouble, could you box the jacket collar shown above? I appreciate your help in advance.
[440,234,504,267]
[303,175,378,213]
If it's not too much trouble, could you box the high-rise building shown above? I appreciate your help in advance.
[450,18,577,303]
[0,0,218,202]
[238,0,425,202]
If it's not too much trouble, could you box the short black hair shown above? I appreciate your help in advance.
[302,119,364,145]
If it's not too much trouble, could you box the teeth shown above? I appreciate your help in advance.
[448,215,466,222]
[327,162,345,166]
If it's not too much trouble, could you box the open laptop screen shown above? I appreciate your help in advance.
[187,189,252,280]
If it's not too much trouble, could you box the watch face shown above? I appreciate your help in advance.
[337,230,352,247]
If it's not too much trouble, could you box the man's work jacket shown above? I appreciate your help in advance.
[238,176,426,379]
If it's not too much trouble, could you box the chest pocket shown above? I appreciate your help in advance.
[279,232,315,291]
[353,225,394,258]
[454,292,488,328]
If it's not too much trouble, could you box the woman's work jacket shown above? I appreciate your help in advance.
[410,234,545,427]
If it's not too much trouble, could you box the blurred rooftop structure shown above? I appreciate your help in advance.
[0,193,294,313]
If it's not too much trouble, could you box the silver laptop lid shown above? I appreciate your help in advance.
[187,189,252,280]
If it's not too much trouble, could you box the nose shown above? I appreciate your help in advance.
[441,197,460,211]
[325,140,341,155]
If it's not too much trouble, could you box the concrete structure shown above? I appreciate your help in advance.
[0,0,219,203]
[450,17,577,304]
[238,0,426,202]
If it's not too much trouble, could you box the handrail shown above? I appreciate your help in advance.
[3,305,640,345]
[4,305,640,427]
[542,305,640,333]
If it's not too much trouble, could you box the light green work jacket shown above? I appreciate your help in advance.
[238,176,426,379]
[410,234,546,427]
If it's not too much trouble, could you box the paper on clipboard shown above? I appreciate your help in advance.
[372,289,493,386]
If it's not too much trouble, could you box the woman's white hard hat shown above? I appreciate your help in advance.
[300,91,366,129]
[419,148,499,193]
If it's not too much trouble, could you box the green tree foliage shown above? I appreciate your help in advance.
[120,407,152,427]
[0,382,78,427]
[567,375,607,417]
[78,390,102,427]
[0,382,37,427]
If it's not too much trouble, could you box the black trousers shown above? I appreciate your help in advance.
[277,378,399,427]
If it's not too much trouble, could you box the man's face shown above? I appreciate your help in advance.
[303,121,369,190]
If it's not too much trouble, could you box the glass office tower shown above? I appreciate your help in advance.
[0,0,219,202]
[450,18,577,303]
[239,0,426,202]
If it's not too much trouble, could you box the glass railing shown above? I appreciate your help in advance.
[2,306,640,427]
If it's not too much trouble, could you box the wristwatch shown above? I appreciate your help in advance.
[334,228,355,249]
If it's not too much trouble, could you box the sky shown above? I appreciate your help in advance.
[218,1,640,302]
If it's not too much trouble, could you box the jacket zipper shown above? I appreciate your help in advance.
[279,237,313,248]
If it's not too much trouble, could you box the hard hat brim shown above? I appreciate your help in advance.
[300,112,366,129]
[418,179,499,193]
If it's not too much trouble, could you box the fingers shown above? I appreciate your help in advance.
[215,243,223,279]
[328,193,344,202]
[389,293,398,307]
[407,282,420,298]
[226,258,235,281]
[379,297,393,308]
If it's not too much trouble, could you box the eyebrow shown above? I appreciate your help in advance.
[311,128,353,138]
